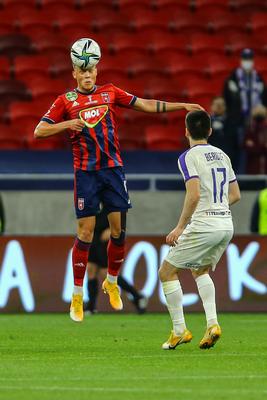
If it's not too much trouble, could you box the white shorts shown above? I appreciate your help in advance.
[165,226,233,271]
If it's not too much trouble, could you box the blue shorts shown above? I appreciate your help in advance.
[74,167,132,218]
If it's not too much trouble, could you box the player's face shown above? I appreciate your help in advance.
[72,66,97,92]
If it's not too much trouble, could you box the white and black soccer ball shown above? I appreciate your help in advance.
[70,38,101,69]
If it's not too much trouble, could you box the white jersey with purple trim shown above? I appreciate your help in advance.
[178,144,236,231]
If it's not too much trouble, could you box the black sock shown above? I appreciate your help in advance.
[118,276,141,301]
[87,278,99,311]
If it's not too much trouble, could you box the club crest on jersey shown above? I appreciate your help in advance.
[79,105,108,128]
[65,91,78,101]
[78,198,84,210]
[101,92,110,103]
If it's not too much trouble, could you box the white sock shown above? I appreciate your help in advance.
[162,280,186,335]
[107,273,117,284]
[73,285,83,295]
[195,274,218,328]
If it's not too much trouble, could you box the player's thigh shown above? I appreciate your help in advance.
[100,167,132,213]
[74,169,101,218]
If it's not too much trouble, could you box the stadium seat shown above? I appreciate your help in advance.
[108,33,149,56]
[193,0,230,11]
[38,0,76,10]
[147,33,189,55]
[171,11,206,34]
[118,124,146,150]
[31,32,69,58]
[128,10,174,33]
[0,0,37,6]
[55,11,91,32]
[145,124,187,151]
[151,0,192,10]
[91,11,129,34]
[0,123,27,149]
[13,55,51,81]
[27,78,66,101]
[189,34,227,56]
[203,10,247,34]
[0,57,10,80]
[204,55,237,80]
[230,0,267,12]
[249,13,267,34]
[8,101,51,125]
[162,53,204,78]
[0,80,29,104]
[0,34,33,58]
[225,33,262,56]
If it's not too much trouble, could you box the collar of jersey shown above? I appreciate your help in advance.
[75,86,97,95]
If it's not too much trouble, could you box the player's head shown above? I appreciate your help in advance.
[185,110,212,140]
[72,65,97,92]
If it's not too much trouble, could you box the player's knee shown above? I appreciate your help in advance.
[111,230,125,246]
[159,263,169,282]
[191,267,210,279]
[77,220,94,242]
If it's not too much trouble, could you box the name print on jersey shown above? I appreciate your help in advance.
[79,105,108,128]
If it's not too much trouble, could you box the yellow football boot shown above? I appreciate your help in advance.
[162,329,193,350]
[70,293,83,322]
[199,324,222,349]
[102,279,123,311]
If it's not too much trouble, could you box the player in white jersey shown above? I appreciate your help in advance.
[159,110,241,350]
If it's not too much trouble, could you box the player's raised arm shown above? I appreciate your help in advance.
[132,98,204,113]
[228,180,241,205]
[34,119,84,139]
[166,178,200,245]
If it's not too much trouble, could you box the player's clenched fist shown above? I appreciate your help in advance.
[67,119,85,131]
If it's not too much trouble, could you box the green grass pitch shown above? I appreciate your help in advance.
[0,313,266,400]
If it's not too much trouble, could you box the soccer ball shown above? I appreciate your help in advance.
[70,38,101,69]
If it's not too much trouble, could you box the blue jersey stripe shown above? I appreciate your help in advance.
[83,127,97,170]
[105,112,120,166]
[94,120,109,168]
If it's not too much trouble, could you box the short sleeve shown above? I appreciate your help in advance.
[178,151,199,182]
[41,96,66,124]
[113,85,137,108]
[228,159,236,183]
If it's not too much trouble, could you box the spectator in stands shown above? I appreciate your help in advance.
[245,105,267,174]
[250,186,267,235]
[86,206,148,314]
[0,194,5,235]
[209,96,239,171]
[223,48,267,173]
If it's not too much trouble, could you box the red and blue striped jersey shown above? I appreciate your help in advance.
[41,84,137,171]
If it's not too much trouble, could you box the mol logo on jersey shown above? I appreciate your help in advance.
[79,105,108,128]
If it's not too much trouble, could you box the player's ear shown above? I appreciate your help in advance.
[72,67,77,80]
[185,128,190,138]
[208,128,212,137]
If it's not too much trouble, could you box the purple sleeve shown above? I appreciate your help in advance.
[178,151,199,182]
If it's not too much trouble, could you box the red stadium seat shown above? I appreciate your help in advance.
[249,13,267,34]
[14,55,51,81]
[118,124,145,150]
[127,9,174,33]
[27,78,66,101]
[225,33,262,56]
[30,32,69,58]
[147,33,189,55]
[193,0,230,11]
[8,101,51,125]
[0,0,37,6]
[0,57,10,79]
[109,32,149,55]
[91,11,129,34]
[145,124,187,151]
[204,54,237,80]
[203,10,247,34]
[189,34,227,56]
[0,80,29,104]
[0,34,33,58]
[0,123,27,149]
[151,0,191,9]
[161,53,204,78]
[230,0,267,12]
[171,11,206,34]
[39,0,76,9]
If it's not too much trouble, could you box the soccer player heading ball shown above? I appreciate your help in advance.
[34,38,203,322]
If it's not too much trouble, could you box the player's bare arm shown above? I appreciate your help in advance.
[228,181,241,205]
[133,98,204,113]
[166,178,200,245]
[34,119,84,139]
